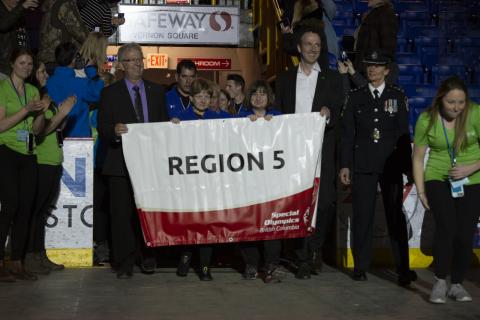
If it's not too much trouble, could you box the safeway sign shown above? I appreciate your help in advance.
[178,58,231,70]
[118,5,239,45]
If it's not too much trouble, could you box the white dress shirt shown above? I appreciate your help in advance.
[368,82,386,99]
[295,62,321,114]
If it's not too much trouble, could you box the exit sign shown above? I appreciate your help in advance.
[146,53,169,69]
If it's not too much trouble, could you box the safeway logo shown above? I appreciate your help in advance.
[209,11,232,31]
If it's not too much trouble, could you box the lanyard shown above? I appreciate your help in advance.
[9,77,30,131]
[440,117,456,167]
[9,77,27,107]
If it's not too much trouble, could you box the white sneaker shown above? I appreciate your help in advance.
[429,278,447,304]
[448,283,472,302]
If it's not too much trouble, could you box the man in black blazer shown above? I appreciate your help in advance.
[275,24,344,279]
[98,43,169,279]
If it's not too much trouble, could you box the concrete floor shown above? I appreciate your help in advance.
[0,266,478,320]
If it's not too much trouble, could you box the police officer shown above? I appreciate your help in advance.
[339,50,417,286]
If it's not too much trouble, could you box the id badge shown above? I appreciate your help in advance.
[449,177,469,198]
[16,129,28,142]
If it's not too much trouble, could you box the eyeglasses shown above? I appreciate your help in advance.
[122,58,144,63]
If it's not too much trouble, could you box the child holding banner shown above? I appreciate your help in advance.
[238,80,286,283]
[173,78,231,281]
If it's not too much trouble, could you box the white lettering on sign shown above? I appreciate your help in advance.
[119,5,239,45]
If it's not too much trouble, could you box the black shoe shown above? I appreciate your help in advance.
[140,257,156,274]
[199,266,213,281]
[116,270,133,279]
[94,242,110,265]
[295,263,311,280]
[242,265,258,280]
[40,251,64,271]
[263,264,287,284]
[176,254,191,277]
[352,270,367,281]
[398,270,417,287]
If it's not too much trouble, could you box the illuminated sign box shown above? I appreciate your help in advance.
[147,53,169,69]
[118,5,240,45]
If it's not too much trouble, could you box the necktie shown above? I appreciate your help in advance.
[373,89,380,100]
[132,86,145,123]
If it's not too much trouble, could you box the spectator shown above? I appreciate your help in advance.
[77,32,108,74]
[91,71,113,265]
[46,42,104,137]
[225,73,246,114]
[291,0,338,59]
[209,82,234,118]
[353,0,399,83]
[38,0,89,74]
[0,0,39,79]
[166,59,197,119]
[80,0,125,37]
[217,88,236,115]
[275,24,343,279]
[339,50,416,285]
[98,43,169,279]
[24,59,75,275]
[0,48,47,282]
[413,76,480,303]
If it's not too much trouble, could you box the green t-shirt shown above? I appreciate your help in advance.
[36,109,63,166]
[414,102,480,185]
[0,79,40,155]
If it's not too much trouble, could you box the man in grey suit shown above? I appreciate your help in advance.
[98,43,169,279]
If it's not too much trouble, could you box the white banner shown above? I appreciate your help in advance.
[45,139,93,250]
[118,5,240,45]
[122,114,325,246]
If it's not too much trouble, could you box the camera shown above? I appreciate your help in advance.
[340,50,348,62]
[277,17,291,30]
[74,52,86,70]
[116,13,124,19]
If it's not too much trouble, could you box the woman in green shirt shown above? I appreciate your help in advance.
[413,76,480,304]
[0,48,48,282]
[24,60,76,275]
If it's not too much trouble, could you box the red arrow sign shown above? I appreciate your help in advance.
[178,58,232,70]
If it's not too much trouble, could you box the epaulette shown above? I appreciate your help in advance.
[389,84,405,93]
[350,83,368,93]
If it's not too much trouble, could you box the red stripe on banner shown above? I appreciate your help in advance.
[403,184,413,203]
[138,178,320,247]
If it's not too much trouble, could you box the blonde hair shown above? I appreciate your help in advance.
[424,76,470,152]
[79,32,108,69]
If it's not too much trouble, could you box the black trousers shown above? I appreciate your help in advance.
[0,145,38,260]
[108,176,148,270]
[240,240,282,268]
[28,164,62,253]
[426,181,480,283]
[180,245,213,267]
[93,169,109,243]
[351,171,410,274]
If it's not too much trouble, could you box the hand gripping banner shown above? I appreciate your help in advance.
[122,113,326,247]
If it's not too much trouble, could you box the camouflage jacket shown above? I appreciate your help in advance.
[38,0,88,64]
[0,1,28,75]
